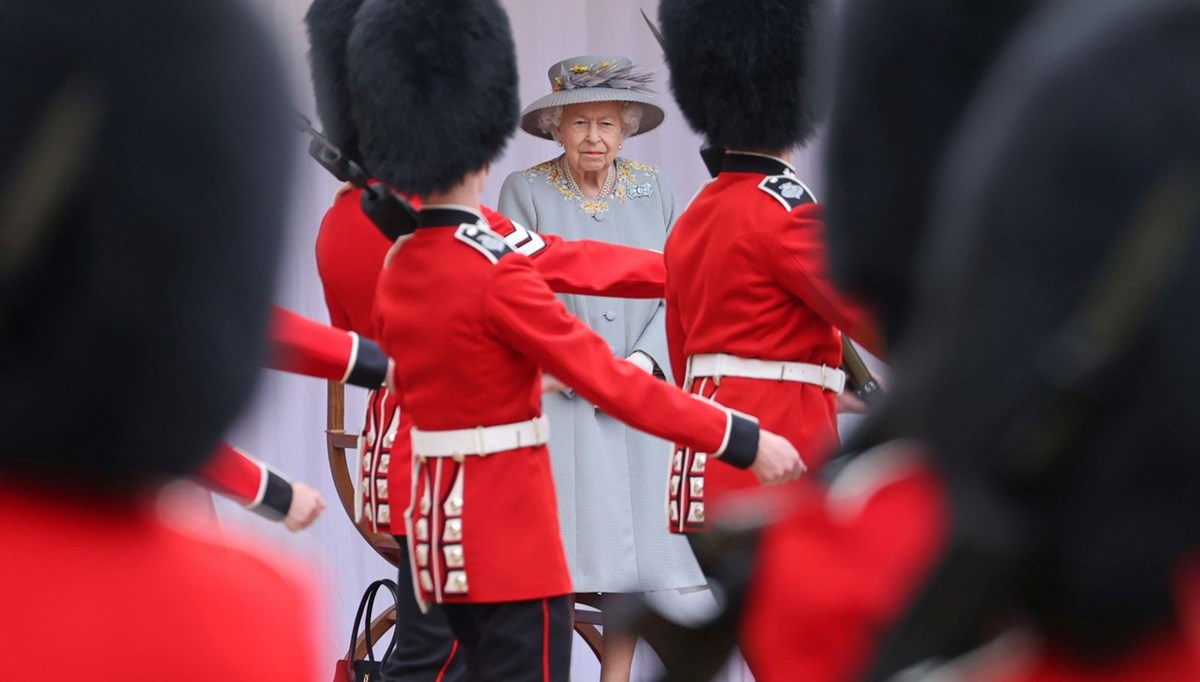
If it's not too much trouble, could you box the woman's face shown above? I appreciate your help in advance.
[556,101,624,175]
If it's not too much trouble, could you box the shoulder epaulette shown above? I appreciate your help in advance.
[758,175,816,212]
[454,223,513,264]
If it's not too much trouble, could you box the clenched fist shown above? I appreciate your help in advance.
[283,482,327,532]
[750,429,806,485]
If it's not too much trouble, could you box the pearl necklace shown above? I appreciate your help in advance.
[559,154,615,199]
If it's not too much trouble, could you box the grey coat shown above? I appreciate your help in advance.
[498,156,704,592]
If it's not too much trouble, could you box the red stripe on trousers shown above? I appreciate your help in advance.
[542,598,551,681]
[435,640,459,682]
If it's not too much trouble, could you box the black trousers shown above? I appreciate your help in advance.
[384,539,468,682]
[440,595,573,682]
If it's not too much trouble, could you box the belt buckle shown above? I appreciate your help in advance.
[821,364,829,390]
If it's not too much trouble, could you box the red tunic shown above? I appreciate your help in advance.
[197,443,281,507]
[663,152,881,532]
[265,305,386,387]
[314,187,668,535]
[743,446,1200,682]
[741,442,949,682]
[980,631,1200,682]
[1,481,323,680]
[315,189,406,533]
[373,206,753,604]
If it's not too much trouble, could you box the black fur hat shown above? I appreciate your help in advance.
[348,0,518,195]
[305,0,366,166]
[658,0,816,151]
[821,0,1040,347]
[893,0,1200,658]
[0,0,291,489]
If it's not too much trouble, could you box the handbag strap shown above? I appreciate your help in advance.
[347,578,401,664]
[376,578,400,662]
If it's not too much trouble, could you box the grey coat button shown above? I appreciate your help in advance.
[603,310,616,321]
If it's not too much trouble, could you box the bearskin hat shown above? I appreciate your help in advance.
[0,0,291,488]
[821,0,1040,347]
[658,0,816,151]
[305,0,366,166]
[348,0,518,195]
[892,0,1200,659]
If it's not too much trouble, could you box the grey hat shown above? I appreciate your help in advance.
[519,54,666,139]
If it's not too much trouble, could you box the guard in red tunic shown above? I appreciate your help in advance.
[307,0,669,541]
[346,0,802,677]
[736,0,1041,677]
[851,0,1200,677]
[0,0,323,677]
[745,0,1200,679]
[656,0,883,534]
[316,187,668,538]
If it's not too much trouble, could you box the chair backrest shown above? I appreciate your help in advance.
[326,380,403,567]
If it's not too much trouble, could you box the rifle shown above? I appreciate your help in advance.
[842,335,883,405]
[292,111,417,241]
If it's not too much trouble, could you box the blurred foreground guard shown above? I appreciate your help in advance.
[863,0,1200,678]
[651,0,1200,679]
[0,0,322,678]
[737,1,1042,680]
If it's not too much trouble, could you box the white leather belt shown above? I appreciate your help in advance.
[688,353,846,394]
[410,416,550,459]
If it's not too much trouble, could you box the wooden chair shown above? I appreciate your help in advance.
[325,381,605,663]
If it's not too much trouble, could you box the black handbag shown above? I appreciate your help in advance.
[332,578,400,682]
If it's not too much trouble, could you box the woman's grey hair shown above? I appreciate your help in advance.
[538,102,645,141]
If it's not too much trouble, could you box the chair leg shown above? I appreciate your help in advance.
[572,594,605,663]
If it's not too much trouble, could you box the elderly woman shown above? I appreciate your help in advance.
[499,54,702,681]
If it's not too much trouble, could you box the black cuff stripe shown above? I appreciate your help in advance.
[255,470,293,520]
[721,414,759,470]
[347,338,388,388]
